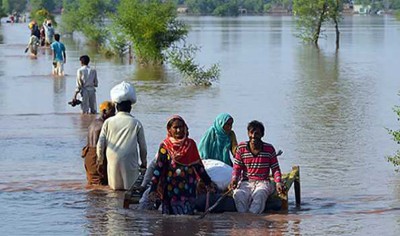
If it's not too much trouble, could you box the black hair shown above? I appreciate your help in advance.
[167,117,184,129]
[80,55,90,65]
[247,120,265,137]
[54,33,60,41]
[116,101,132,112]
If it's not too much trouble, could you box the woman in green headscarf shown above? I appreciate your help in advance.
[198,113,238,166]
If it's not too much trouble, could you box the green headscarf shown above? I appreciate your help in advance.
[198,113,233,166]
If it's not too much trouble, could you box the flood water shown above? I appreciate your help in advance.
[1,15,400,235]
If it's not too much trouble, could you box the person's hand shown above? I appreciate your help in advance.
[229,180,238,190]
[276,182,285,195]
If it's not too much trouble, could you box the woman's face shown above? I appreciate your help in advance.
[169,119,186,139]
[223,118,233,133]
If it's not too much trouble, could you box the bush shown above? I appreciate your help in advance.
[167,44,220,86]
[387,101,400,171]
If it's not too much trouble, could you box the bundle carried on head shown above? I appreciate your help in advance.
[110,81,137,104]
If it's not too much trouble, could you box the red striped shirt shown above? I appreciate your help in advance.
[232,141,281,183]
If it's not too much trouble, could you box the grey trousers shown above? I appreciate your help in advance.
[80,89,97,114]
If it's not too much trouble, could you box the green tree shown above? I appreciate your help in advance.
[292,0,341,48]
[387,94,400,171]
[213,0,240,16]
[186,0,217,15]
[30,8,56,27]
[113,0,188,65]
[2,0,26,14]
[30,0,56,13]
[167,44,220,86]
[61,0,112,46]
[240,0,266,14]
[0,0,6,18]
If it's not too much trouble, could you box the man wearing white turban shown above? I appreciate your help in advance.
[96,82,147,190]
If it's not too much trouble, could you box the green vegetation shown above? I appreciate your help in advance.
[30,0,57,13]
[113,0,188,65]
[186,0,267,16]
[61,0,112,46]
[167,44,220,86]
[292,0,341,48]
[2,0,26,14]
[0,1,6,19]
[387,94,400,172]
[30,8,57,27]
[59,0,220,85]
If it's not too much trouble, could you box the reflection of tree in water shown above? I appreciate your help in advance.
[290,45,377,186]
[127,64,219,116]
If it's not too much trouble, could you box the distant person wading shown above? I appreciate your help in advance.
[50,34,66,76]
[73,55,98,114]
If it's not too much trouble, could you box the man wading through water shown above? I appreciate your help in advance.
[73,55,98,114]
[82,101,115,185]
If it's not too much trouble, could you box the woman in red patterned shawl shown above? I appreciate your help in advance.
[149,115,215,215]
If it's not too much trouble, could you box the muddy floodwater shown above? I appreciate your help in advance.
[1,16,400,235]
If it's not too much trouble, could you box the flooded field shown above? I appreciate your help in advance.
[0,15,399,235]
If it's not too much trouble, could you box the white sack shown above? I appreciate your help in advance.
[110,81,137,104]
[202,159,232,191]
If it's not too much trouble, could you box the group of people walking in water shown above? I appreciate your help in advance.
[25,19,66,76]
[22,18,284,215]
[81,80,284,215]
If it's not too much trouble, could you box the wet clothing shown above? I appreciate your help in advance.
[27,35,39,56]
[51,41,65,62]
[75,65,98,114]
[149,140,212,215]
[97,112,147,190]
[31,24,40,39]
[42,23,54,46]
[82,146,107,185]
[233,180,275,213]
[50,41,66,75]
[40,26,45,46]
[141,158,157,188]
[198,113,237,166]
[231,141,282,213]
[82,118,107,185]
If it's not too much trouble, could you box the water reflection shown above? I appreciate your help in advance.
[52,76,67,113]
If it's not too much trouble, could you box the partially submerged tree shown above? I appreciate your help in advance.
[30,8,57,27]
[113,0,188,65]
[30,0,57,13]
[292,0,342,48]
[2,0,26,15]
[61,0,111,46]
[0,1,6,19]
[167,44,220,86]
[387,92,400,172]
